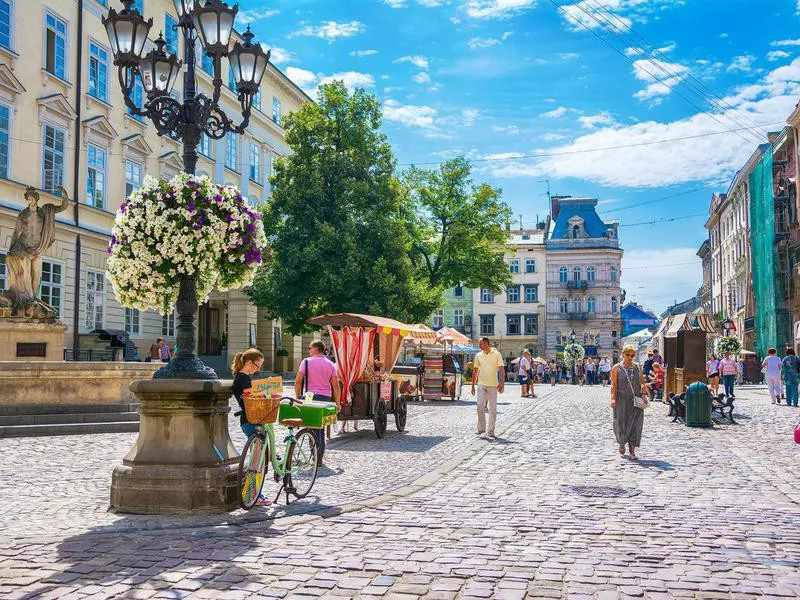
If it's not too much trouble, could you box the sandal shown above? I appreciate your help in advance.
[618,444,625,456]
[629,453,638,461]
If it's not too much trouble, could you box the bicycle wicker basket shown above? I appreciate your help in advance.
[244,395,281,425]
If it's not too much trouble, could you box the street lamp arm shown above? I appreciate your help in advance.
[116,66,148,118]
[204,104,252,139]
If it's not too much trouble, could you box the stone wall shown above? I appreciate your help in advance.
[0,362,161,406]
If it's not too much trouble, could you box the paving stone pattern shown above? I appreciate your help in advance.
[1,384,799,599]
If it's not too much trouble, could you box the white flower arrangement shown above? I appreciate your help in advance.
[563,342,585,366]
[715,335,742,357]
[106,173,267,314]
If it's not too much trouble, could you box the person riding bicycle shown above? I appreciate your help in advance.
[231,348,272,506]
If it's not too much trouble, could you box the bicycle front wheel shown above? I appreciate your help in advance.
[286,428,318,499]
[237,432,268,510]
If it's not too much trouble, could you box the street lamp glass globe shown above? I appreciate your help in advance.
[228,28,270,91]
[102,0,152,66]
[172,0,195,19]
[138,34,182,96]
[192,0,238,56]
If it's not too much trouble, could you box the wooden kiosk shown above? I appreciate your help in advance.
[654,312,718,397]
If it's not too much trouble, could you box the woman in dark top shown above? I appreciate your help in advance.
[231,348,265,438]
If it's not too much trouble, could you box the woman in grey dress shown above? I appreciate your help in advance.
[610,344,651,460]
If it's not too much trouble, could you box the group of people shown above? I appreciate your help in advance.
[510,354,616,388]
[570,356,613,386]
[147,337,173,363]
[760,347,800,407]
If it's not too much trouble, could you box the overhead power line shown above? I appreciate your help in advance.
[617,212,707,227]
[549,0,761,145]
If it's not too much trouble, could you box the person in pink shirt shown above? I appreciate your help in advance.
[719,353,738,398]
[294,341,341,465]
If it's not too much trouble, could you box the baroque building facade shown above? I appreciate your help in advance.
[544,196,623,363]
[0,0,308,372]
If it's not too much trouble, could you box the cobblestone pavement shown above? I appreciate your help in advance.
[0,384,546,539]
[2,384,800,599]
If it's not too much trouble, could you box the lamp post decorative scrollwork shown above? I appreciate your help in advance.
[103,0,270,379]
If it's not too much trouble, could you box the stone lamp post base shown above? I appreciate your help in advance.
[110,379,239,514]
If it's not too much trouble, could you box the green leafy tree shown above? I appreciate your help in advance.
[247,82,441,334]
[401,157,512,292]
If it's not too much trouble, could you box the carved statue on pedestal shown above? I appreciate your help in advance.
[0,186,70,319]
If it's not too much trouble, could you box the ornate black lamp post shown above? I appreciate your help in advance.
[103,0,270,379]
[722,317,734,337]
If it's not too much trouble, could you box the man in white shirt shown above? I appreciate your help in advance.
[471,337,505,438]
[762,348,783,404]
[599,356,612,386]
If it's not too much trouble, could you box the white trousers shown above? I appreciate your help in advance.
[766,374,782,402]
[476,384,498,434]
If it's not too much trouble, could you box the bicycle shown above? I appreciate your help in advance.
[237,396,320,509]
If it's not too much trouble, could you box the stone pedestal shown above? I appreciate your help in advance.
[0,318,66,361]
[110,378,239,514]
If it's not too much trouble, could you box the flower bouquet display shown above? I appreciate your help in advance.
[715,335,742,357]
[106,173,266,314]
[563,342,585,366]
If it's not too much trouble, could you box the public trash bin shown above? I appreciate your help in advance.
[685,381,712,427]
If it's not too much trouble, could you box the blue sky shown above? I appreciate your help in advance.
[237,0,800,313]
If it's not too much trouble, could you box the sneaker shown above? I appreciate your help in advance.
[256,496,272,506]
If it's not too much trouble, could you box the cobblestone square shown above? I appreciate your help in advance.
[1,384,799,599]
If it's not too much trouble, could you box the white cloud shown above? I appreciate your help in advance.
[468,31,513,49]
[540,106,569,119]
[767,50,791,62]
[462,108,480,126]
[559,52,579,60]
[578,112,614,129]
[237,9,279,24]
[290,21,365,43]
[412,71,432,84]
[484,58,800,188]
[632,58,690,102]
[350,49,379,57]
[262,44,295,65]
[560,0,683,33]
[771,39,800,47]
[384,0,407,6]
[492,124,522,135]
[284,67,375,96]
[621,248,702,314]
[383,99,439,130]
[483,151,526,160]
[539,132,568,142]
[396,55,430,69]
[625,47,644,57]
[461,0,536,19]
[727,54,756,73]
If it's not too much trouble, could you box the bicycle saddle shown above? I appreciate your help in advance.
[279,419,305,428]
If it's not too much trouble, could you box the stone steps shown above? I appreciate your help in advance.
[0,403,140,438]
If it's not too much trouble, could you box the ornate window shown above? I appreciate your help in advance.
[587,296,596,313]
[559,266,568,283]
[572,297,581,313]
[611,296,618,313]
[587,266,595,282]
[560,297,568,313]
[573,266,581,282]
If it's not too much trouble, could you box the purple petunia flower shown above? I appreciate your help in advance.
[187,202,196,213]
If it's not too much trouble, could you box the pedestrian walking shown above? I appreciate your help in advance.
[706,353,721,396]
[781,349,799,407]
[762,348,783,404]
[550,359,558,386]
[719,353,738,398]
[599,356,612,387]
[536,360,545,383]
[231,348,271,506]
[470,337,505,439]
[574,360,585,386]
[610,344,650,461]
[586,357,596,386]
[642,352,654,385]
[159,339,172,363]
[736,359,744,385]
[651,348,664,365]
[294,340,341,465]
[517,350,532,399]
[649,361,664,401]
[149,337,164,363]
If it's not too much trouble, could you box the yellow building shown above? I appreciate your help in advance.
[0,0,309,373]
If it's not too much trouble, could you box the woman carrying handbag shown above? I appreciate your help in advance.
[610,344,651,460]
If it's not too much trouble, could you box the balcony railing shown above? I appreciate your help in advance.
[547,238,620,250]
[567,312,588,321]
[567,280,589,291]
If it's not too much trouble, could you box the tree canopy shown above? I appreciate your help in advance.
[247,82,441,334]
[401,157,512,292]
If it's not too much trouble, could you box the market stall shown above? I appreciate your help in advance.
[307,313,438,438]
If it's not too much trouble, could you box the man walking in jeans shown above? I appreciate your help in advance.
[471,337,505,438]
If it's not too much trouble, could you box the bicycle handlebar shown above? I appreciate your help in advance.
[280,395,304,406]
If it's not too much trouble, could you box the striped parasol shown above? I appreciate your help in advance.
[329,325,376,404]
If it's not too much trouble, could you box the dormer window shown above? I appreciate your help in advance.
[572,225,580,239]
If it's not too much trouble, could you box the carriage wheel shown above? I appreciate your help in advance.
[394,396,407,432]
[373,399,388,438]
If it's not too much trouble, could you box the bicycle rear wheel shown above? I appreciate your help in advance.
[285,428,318,498]
[237,432,268,510]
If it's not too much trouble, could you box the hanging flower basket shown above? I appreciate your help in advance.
[715,335,742,357]
[563,342,585,366]
[106,173,267,314]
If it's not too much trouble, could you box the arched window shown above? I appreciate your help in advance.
[572,297,581,313]
[560,297,568,313]
[611,296,618,313]
[583,331,589,344]
[586,266,596,282]
[611,266,618,282]
[555,330,562,345]
[572,224,580,239]
[573,266,581,282]
[559,266,568,283]
[587,296,596,312]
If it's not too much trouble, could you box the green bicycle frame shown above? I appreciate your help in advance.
[258,422,294,479]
